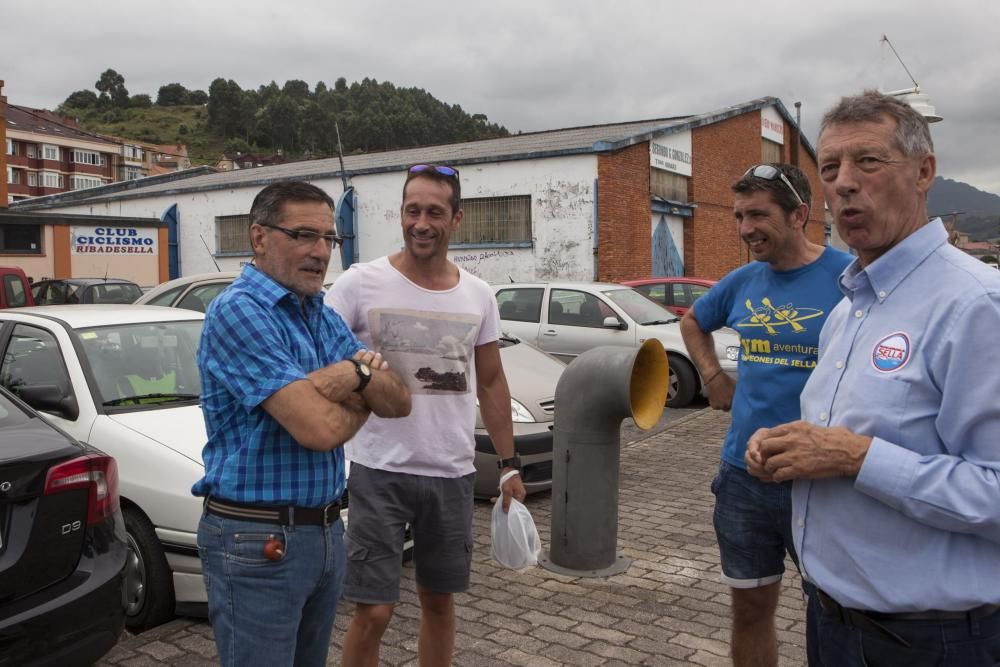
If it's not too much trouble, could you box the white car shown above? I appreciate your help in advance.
[493,282,740,407]
[0,306,211,632]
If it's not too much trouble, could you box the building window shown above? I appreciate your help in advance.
[42,171,63,188]
[123,166,143,180]
[26,144,36,159]
[5,138,12,155]
[762,139,782,164]
[70,149,104,166]
[0,224,42,254]
[451,195,532,245]
[42,144,60,161]
[5,167,12,185]
[215,214,252,254]
[650,170,689,202]
[27,172,37,187]
[70,175,103,190]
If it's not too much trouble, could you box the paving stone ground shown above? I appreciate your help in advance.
[98,408,808,666]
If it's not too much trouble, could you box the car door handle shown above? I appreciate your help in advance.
[542,330,558,336]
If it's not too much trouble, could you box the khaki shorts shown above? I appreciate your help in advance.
[342,463,475,605]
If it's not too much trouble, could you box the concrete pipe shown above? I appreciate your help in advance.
[540,338,668,577]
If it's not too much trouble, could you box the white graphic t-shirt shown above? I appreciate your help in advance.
[325,256,501,477]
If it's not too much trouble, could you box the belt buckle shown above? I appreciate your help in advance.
[323,503,334,525]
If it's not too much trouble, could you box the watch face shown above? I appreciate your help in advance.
[359,363,371,377]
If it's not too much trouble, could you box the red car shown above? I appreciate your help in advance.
[622,277,717,316]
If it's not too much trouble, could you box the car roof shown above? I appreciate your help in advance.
[493,281,629,290]
[4,305,205,328]
[36,277,140,286]
[621,277,717,286]
[137,271,241,302]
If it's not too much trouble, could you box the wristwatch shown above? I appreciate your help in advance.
[349,359,372,393]
[497,455,521,470]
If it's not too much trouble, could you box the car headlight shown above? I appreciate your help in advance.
[725,346,739,362]
[511,399,535,423]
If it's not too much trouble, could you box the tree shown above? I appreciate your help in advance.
[157,83,191,106]
[95,69,129,108]
[189,89,209,105]
[208,78,244,137]
[129,94,153,108]
[61,89,99,109]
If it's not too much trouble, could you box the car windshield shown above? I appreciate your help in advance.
[78,320,203,406]
[603,288,680,325]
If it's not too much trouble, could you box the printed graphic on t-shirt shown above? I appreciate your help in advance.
[734,298,826,370]
[369,308,481,394]
[735,297,823,335]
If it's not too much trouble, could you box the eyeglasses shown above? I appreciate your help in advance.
[258,223,342,248]
[408,164,460,179]
[743,165,805,207]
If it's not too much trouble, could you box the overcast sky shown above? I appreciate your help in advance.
[6,1,998,197]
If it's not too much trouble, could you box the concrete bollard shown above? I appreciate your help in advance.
[540,339,667,577]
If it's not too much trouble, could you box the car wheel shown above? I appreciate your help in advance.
[124,508,175,633]
[666,356,696,408]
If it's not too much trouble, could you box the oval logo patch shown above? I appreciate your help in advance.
[871,332,911,373]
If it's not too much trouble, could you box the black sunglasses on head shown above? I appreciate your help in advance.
[258,222,343,248]
[743,164,805,206]
[408,164,460,179]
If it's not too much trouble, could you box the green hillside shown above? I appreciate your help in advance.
[63,105,223,165]
[57,70,510,167]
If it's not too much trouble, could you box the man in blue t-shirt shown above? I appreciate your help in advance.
[681,163,851,666]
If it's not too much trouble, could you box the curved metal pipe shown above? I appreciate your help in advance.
[543,339,667,575]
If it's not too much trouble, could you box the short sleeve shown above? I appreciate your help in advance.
[326,266,360,329]
[201,297,308,411]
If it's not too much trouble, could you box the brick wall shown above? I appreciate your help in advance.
[596,142,651,282]
[686,111,825,280]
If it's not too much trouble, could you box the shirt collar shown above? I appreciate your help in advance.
[237,264,325,311]
[839,218,947,303]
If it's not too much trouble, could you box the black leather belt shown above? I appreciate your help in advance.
[816,588,1000,647]
[205,497,342,526]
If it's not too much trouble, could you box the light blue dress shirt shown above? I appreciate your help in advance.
[794,219,1000,612]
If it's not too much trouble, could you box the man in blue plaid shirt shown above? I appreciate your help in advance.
[194,181,411,667]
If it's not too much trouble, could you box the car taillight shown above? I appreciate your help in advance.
[43,454,120,525]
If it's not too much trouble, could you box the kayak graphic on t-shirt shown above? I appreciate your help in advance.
[368,308,482,394]
[736,297,824,334]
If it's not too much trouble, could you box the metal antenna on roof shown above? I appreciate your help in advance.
[335,121,349,191]
[200,234,222,271]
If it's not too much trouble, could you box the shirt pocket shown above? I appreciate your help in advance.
[837,372,911,446]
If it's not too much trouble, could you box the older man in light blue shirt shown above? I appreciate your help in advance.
[746,90,1000,666]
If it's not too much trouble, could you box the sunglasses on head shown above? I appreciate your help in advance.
[258,222,343,248]
[408,164,460,179]
[743,164,805,207]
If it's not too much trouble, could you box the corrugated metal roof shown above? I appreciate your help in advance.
[13,96,808,210]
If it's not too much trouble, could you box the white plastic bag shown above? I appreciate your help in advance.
[490,471,541,569]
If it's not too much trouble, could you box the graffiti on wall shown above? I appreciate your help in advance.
[652,216,684,277]
[452,249,516,277]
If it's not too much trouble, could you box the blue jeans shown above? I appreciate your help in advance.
[197,512,345,667]
[815,599,1000,666]
[711,460,797,588]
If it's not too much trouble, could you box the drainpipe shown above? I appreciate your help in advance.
[540,339,668,576]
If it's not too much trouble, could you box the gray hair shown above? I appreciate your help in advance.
[819,89,934,158]
[250,181,335,229]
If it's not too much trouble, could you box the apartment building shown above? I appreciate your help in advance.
[5,105,118,203]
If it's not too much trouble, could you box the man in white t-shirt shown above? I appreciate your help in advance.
[326,163,527,667]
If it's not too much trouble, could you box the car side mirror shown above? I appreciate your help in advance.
[602,316,625,330]
[16,384,79,421]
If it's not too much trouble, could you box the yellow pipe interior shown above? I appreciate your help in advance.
[629,338,669,430]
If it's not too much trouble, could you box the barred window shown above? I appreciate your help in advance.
[650,169,689,202]
[451,195,531,245]
[215,214,251,254]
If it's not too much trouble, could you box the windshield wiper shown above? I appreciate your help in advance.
[104,393,199,406]
[642,318,679,326]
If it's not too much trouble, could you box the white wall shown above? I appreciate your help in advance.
[49,153,598,286]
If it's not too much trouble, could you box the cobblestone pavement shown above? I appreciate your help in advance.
[98,408,808,666]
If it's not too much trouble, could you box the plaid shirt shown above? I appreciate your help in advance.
[193,265,362,506]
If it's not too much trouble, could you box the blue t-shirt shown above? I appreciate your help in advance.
[693,246,853,468]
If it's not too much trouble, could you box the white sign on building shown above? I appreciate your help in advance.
[761,106,785,144]
[649,130,693,177]
[71,226,158,254]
